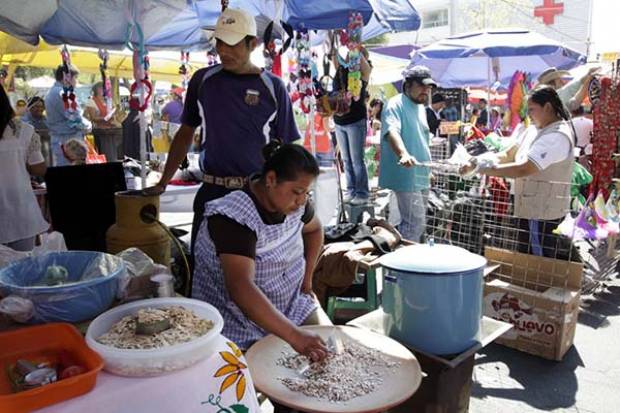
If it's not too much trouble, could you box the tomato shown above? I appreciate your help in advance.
[59,365,86,380]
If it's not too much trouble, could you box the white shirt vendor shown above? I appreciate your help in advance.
[0,120,49,251]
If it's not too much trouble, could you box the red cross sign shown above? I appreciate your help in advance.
[534,0,564,25]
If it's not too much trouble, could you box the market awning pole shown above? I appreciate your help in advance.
[487,57,491,128]
[139,97,147,189]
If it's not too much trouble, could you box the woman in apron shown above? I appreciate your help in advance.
[193,142,329,361]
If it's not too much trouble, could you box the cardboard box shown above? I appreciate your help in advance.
[483,247,583,361]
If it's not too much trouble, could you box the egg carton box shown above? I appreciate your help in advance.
[483,247,583,361]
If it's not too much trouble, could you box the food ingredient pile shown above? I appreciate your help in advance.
[97,307,213,349]
[276,341,399,402]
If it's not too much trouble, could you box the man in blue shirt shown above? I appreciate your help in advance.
[380,66,436,242]
[146,8,301,247]
[44,65,89,166]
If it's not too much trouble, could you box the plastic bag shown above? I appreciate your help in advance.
[0,251,126,323]
[116,248,155,278]
[0,296,35,323]
[0,232,67,269]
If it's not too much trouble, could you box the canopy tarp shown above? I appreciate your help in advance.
[1,44,210,83]
[0,0,420,50]
[410,28,586,88]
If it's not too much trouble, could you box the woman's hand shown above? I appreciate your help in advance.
[459,162,475,176]
[289,328,328,362]
[301,279,313,295]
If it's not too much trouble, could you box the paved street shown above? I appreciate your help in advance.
[471,278,620,413]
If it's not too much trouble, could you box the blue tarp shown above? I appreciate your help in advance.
[410,28,586,88]
[0,0,420,50]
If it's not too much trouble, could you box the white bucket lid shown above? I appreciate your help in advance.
[380,243,487,274]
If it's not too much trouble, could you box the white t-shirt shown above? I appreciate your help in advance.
[516,122,572,171]
[572,116,593,152]
[0,120,49,244]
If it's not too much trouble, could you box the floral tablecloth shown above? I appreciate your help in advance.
[38,335,260,413]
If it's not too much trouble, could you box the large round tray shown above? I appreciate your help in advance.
[245,325,422,413]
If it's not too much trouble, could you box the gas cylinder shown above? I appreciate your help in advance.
[106,191,170,266]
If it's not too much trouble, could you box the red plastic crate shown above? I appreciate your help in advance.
[0,323,103,413]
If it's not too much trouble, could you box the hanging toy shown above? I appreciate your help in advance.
[98,49,113,113]
[60,46,77,111]
[294,29,313,114]
[179,51,191,89]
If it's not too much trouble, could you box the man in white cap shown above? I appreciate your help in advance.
[379,65,437,242]
[537,66,599,111]
[146,8,301,246]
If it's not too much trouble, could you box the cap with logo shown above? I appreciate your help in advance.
[402,65,437,87]
[214,8,257,46]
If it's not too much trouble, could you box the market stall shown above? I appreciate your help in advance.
[0,1,438,412]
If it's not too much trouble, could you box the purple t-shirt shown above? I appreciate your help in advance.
[182,66,301,177]
[162,100,184,124]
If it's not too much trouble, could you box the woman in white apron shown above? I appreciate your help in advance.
[463,86,575,260]
[193,142,330,361]
[0,85,49,251]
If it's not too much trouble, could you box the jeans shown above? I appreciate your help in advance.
[50,133,82,166]
[334,119,369,199]
[395,190,429,242]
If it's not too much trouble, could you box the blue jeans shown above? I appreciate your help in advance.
[395,190,429,242]
[335,119,369,199]
[50,133,82,166]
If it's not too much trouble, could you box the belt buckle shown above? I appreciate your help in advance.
[225,177,244,189]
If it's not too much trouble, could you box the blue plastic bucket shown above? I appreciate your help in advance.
[380,244,486,355]
[0,251,125,323]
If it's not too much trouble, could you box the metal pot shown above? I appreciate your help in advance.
[380,243,486,355]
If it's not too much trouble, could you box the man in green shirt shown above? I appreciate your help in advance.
[380,66,437,241]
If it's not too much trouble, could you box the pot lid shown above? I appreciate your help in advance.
[380,243,487,274]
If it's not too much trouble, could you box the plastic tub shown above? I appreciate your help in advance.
[0,323,104,413]
[0,251,126,323]
[85,297,224,377]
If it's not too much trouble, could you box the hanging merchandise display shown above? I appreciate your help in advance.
[338,12,364,102]
[206,50,219,67]
[263,21,293,77]
[98,49,112,113]
[589,73,620,197]
[178,51,190,90]
[294,29,313,114]
[60,46,77,111]
[506,71,531,131]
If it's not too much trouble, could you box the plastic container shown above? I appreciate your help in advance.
[380,243,487,355]
[0,251,126,323]
[0,323,104,413]
[85,297,224,377]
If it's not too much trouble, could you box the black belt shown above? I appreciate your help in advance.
[202,174,247,189]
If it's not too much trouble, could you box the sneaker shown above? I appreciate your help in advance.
[343,193,354,203]
[350,196,369,206]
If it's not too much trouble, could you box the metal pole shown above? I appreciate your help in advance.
[487,57,491,126]
[139,87,147,189]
